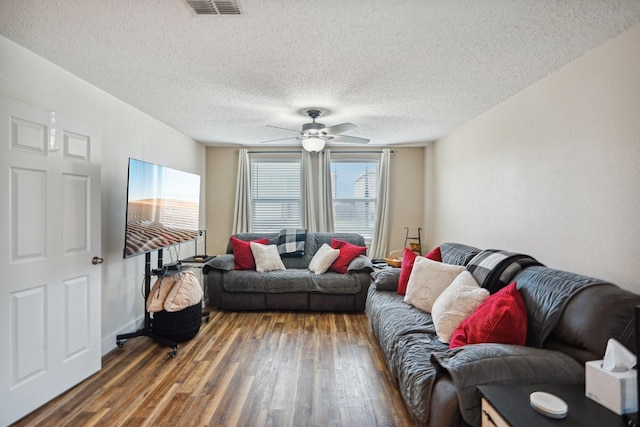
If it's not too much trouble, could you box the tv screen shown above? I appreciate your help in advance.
[123,158,201,258]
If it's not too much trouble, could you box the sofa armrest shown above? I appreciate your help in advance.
[202,254,235,274]
[429,374,471,427]
[431,344,584,426]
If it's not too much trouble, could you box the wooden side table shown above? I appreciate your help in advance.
[478,384,627,427]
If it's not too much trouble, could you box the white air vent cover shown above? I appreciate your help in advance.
[183,0,241,15]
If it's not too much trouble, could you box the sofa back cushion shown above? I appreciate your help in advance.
[439,242,481,266]
[514,266,612,349]
[545,283,640,363]
[513,265,640,364]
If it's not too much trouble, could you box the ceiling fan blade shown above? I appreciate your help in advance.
[329,135,370,144]
[266,125,300,134]
[259,136,299,143]
[321,122,356,135]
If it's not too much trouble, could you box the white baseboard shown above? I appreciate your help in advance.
[101,315,144,357]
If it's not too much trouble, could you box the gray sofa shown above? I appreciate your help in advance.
[203,232,373,311]
[366,242,640,426]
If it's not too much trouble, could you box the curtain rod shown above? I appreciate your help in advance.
[239,149,397,154]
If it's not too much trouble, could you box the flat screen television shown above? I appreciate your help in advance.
[123,158,201,258]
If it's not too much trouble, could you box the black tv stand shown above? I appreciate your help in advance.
[116,251,179,357]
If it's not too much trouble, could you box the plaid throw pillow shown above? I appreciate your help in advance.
[277,228,306,258]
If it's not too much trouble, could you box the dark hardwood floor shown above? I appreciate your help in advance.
[13,310,414,426]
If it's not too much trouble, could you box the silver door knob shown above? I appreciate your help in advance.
[91,256,104,265]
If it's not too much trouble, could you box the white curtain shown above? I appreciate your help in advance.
[301,150,317,231]
[369,149,391,258]
[232,149,251,234]
[301,149,334,232]
[319,149,334,232]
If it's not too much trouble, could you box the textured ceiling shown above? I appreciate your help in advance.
[1,1,639,147]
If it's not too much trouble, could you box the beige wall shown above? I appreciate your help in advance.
[205,147,425,257]
[427,24,640,292]
[0,36,206,354]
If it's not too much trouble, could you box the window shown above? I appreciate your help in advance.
[250,157,302,232]
[330,159,379,241]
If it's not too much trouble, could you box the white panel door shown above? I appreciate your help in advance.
[0,96,102,426]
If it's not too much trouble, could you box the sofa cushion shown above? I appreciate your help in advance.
[230,236,269,270]
[250,242,286,273]
[365,285,448,425]
[439,242,482,266]
[397,248,417,296]
[366,285,442,378]
[431,271,489,343]
[404,256,466,313]
[330,238,367,274]
[221,269,361,294]
[308,243,340,274]
[449,282,527,348]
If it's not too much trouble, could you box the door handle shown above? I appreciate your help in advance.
[91,256,104,265]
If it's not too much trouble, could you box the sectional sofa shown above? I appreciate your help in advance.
[366,242,640,426]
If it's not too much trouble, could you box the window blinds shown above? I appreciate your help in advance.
[250,159,302,232]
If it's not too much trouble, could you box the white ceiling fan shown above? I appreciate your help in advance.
[262,109,370,152]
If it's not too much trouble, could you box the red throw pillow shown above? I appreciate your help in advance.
[230,236,269,270]
[329,239,367,274]
[449,282,527,349]
[425,246,442,262]
[397,248,417,296]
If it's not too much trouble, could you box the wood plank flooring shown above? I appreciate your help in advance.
[13,310,414,427]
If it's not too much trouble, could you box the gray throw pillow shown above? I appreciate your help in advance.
[371,268,400,291]
[347,255,373,272]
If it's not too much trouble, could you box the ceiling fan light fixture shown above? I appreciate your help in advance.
[301,137,325,152]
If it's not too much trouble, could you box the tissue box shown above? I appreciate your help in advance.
[585,360,637,415]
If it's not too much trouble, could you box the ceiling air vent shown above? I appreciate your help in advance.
[183,0,241,15]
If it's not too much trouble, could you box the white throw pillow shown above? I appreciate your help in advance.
[250,242,286,273]
[164,270,204,312]
[404,256,466,313]
[308,243,340,274]
[431,270,490,343]
[146,275,176,313]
